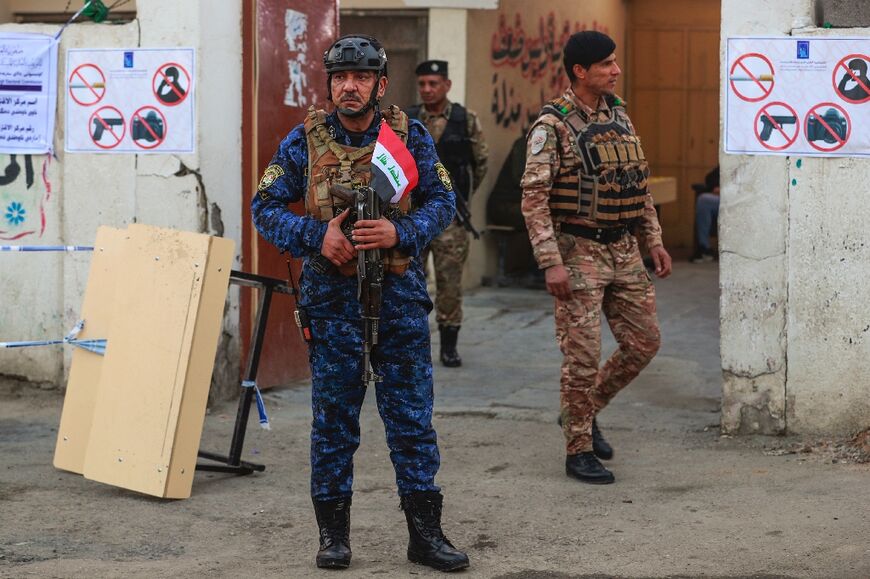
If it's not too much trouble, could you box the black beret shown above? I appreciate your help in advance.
[563,31,616,71]
[415,60,448,77]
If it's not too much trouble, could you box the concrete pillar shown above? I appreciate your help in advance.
[721,0,870,435]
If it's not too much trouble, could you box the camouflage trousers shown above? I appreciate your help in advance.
[554,232,661,454]
[308,315,440,501]
[422,220,469,326]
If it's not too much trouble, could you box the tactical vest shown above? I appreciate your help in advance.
[541,95,649,225]
[407,103,473,200]
[304,105,412,276]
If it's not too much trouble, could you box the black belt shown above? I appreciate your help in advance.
[560,223,629,244]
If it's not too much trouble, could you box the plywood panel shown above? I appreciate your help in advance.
[53,227,125,475]
[82,225,233,498]
[165,235,235,498]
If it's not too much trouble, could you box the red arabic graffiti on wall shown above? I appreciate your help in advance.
[490,12,609,129]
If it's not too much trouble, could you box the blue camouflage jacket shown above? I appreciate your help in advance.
[251,109,455,321]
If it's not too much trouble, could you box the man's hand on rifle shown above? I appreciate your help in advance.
[321,209,356,266]
[352,217,398,250]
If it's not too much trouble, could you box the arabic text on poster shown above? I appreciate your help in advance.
[0,33,58,154]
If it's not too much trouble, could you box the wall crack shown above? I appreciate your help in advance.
[174,160,224,236]
[719,249,785,262]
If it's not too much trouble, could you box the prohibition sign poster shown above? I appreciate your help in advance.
[725,37,870,158]
[65,48,195,153]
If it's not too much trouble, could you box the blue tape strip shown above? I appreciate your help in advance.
[0,319,105,355]
[1,246,94,252]
[242,380,270,430]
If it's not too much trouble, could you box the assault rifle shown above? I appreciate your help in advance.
[454,192,480,239]
[327,184,384,387]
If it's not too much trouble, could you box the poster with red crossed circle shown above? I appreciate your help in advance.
[89,106,125,149]
[804,103,851,153]
[130,106,167,150]
[726,37,870,157]
[754,101,799,151]
[832,54,870,104]
[66,48,195,153]
[68,64,106,107]
[152,62,191,107]
[729,53,775,102]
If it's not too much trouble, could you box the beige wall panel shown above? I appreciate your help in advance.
[82,225,234,499]
[53,227,126,475]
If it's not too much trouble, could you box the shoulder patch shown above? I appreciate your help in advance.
[529,127,549,155]
[258,164,285,193]
[435,162,453,191]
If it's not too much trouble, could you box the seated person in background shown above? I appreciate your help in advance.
[690,165,720,263]
[486,133,527,230]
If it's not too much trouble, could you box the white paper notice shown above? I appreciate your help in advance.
[725,37,870,158]
[0,33,58,154]
[65,48,195,154]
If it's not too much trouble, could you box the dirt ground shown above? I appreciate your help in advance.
[2,272,870,578]
[1,380,869,579]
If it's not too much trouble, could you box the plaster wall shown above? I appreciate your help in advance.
[428,9,467,105]
[720,0,870,434]
[786,145,870,435]
[0,1,243,397]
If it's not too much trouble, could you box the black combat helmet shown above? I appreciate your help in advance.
[323,35,388,117]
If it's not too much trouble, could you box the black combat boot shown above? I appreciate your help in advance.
[566,452,615,484]
[591,418,614,460]
[313,497,352,569]
[439,325,462,367]
[400,491,470,572]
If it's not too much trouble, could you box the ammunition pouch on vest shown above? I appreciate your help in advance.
[540,97,649,225]
[305,105,413,276]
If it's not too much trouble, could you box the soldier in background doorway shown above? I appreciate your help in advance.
[408,60,489,367]
[520,31,672,485]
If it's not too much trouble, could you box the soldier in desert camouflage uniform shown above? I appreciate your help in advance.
[408,60,488,367]
[520,31,673,485]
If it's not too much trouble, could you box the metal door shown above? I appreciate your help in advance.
[242,0,338,387]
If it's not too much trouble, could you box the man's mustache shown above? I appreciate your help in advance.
[340,94,362,103]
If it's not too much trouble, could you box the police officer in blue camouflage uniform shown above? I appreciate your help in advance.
[251,34,470,573]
